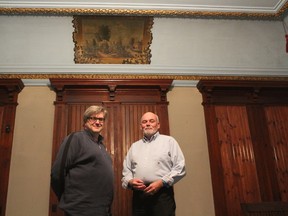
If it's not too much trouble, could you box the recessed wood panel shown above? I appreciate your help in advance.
[197,80,288,216]
[215,105,261,216]
[264,106,288,202]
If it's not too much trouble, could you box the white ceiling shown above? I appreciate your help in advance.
[0,0,287,17]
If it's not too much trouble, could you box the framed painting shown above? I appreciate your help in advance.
[73,16,154,64]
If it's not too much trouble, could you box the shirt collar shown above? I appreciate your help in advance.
[143,131,159,143]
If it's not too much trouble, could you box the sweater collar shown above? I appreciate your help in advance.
[84,129,104,143]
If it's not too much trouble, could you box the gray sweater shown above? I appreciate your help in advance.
[51,130,114,216]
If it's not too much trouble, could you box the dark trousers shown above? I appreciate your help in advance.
[132,186,176,216]
[65,213,111,216]
[64,207,112,216]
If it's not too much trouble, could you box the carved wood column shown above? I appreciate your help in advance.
[0,79,24,216]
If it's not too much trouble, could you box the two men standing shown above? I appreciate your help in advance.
[51,107,185,216]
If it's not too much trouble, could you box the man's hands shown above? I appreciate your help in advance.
[144,179,163,195]
[129,179,163,195]
[129,178,146,191]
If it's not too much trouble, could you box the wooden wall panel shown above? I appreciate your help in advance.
[197,80,288,216]
[215,106,261,216]
[264,106,288,202]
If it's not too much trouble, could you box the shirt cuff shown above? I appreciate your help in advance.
[122,178,133,190]
[162,179,170,188]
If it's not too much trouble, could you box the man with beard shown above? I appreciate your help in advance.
[122,112,186,216]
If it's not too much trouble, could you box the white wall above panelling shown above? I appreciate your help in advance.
[151,18,288,68]
[2,16,288,68]
[0,16,74,65]
[0,15,288,83]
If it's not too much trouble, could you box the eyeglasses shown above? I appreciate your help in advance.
[87,117,105,123]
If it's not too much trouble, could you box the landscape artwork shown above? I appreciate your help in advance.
[73,16,153,64]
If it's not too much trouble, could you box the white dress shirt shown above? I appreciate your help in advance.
[122,132,186,188]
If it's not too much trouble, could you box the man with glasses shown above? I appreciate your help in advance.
[122,112,186,216]
[51,105,113,216]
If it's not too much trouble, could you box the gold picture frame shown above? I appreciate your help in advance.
[73,16,153,64]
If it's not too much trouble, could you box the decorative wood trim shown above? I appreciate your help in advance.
[1,74,288,81]
[197,80,288,105]
[0,5,287,20]
[0,79,24,103]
